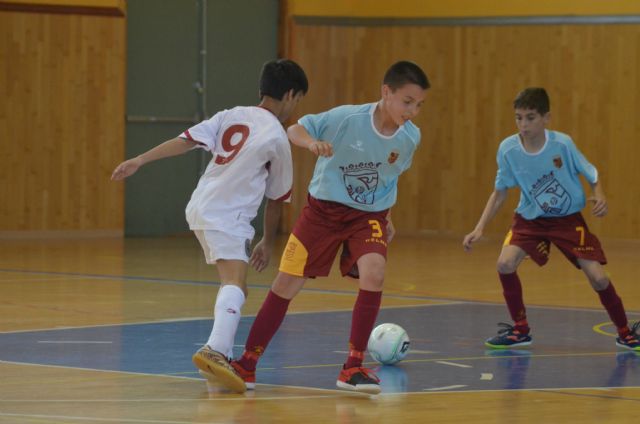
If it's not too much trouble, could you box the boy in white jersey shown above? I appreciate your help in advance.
[226,61,430,394]
[463,87,639,350]
[111,59,308,393]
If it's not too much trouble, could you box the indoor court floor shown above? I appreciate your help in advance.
[1,234,639,423]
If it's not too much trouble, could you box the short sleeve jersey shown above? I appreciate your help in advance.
[495,129,598,219]
[299,103,421,212]
[179,106,292,238]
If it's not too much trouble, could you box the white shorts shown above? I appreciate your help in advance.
[193,230,252,264]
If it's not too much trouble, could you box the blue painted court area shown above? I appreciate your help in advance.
[2,303,640,393]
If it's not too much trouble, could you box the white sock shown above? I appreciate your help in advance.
[207,284,245,357]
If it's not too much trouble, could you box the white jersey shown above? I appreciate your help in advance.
[179,106,292,239]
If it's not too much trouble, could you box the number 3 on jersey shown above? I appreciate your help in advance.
[215,124,250,165]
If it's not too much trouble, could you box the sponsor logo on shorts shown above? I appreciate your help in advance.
[283,240,297,261]
[536,241,549,256]
[245,239,251,258]
[574,246,595,252]
[365,237,388,246]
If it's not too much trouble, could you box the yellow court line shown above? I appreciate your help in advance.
[593,321,617,338]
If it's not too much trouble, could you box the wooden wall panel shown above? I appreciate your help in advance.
[285,0,640,19]
[0,0,125,16]
[0,11,125,232]
[285,23,640,239]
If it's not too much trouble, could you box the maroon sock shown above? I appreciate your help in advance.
[345,289,382,369]
[597,281,629,335]
[237,290,290,371]
[499,272,529,333]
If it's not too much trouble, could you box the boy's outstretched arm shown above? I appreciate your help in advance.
[250,198,283,272]
[286,124,333,157]
[462,189,508,252]
[588,180,608,217]
[111,137,198,181]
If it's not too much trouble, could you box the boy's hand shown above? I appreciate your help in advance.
[588,196,608,217]
[111,157,143,181]
[462,229,483,252]
[308,140,333,157]
[250,238,272,272]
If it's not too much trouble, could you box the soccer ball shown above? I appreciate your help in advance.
[367,323,410,365]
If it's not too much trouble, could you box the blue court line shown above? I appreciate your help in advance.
[3,268,640,314]
[0,268,220,287]
[0,268,465,303]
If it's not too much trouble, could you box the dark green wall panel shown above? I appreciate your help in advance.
[125,0,279,236]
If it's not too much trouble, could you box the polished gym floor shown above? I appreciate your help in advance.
[1,235,639,423]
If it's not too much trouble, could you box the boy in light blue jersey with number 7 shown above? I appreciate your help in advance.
[463,87,639,351]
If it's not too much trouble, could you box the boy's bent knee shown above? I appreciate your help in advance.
[271,272,306,299]
[356,253,386,291]
[359,273,384,291]
[591,277,610,291]
[497,259,518,274]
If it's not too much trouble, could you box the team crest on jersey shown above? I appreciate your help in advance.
[340,162,382,205]
[530,171,572,215]
[388,150,400,164]
[553,155,563,169]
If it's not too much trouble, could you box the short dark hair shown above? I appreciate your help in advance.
[383,61,430,90]
[513,87,550,114]
[259,59,308,100]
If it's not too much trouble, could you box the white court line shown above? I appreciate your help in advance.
[435,361,472,368]
[37,340,112,344]
[333,349,437,355]
[0,359,368,399]
[193,343,245,347]
[3,360,640,399]
[0,317,215,334]
[480,373,494,381]
[0,394,345,403]
[386,385,640,396]
[0,359,202,382]
[423,385,468,391]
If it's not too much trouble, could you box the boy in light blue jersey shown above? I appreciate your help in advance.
[496,130,597,219]
[301,102,420,211]
[228,61,430,394]
[463,87,639,350]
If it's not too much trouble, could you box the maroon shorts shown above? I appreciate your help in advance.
[279,194,389,278]
[504,212,607,269]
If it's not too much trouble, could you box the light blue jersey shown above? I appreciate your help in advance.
[495,129,598,219]
[299,103,421,212]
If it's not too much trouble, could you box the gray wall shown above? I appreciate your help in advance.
[125,0,279,236]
